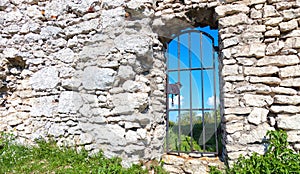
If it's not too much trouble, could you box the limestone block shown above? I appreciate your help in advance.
[79,42,113,60]
[117,65,135,80]
[244,66,279,76]
[30,67,60,90]
[40,26,62,39]
[26,5,43,18]
[265,17,283,26]
[115,33,152,56]
[271,105,300,114]
[257,55,299,67]
[236,58,256,66]
[281,8,300,20]
[215,4,249,18]
[224,97,239,107]
[64,19,99,36]
[263,5,280,17]
[271,87,297,95]
[52,48,75,63]
[126,130,138,143]
[250,9,262,19]
[222,37,239,48]
[82,66,115,90]
[274,95,300,105]
[265,29,280,37]
[286,37,300,49]
[235,84,271,94]
[183,159,206,174]
[226,122,243,134]
[249,0,266,5]
[248,144,265,155]
[92,124,126,146]
[248,108,268,125]
[243,94,273,107]
[235,44,266,58]
[4,10,22,22]
[58,91,83,114]
[79,133,94,145]
[224,107,252,115]
[30,96,58,117]
[283,30,300,38]
[48,124,66,138]
[222,64,239,76]
[239,123,274,144]
[249,77,281,85]
[219,13,253,28]
[287,130,300,142]
[280,65,300,78]
[277,114,300,129]
[281,78,300,87]
[227,151,247,160]
[112,93,148,115]
[279,19,298,32]
[266,41,284,55]
[3,48,18,58]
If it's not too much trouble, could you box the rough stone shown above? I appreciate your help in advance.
[280,65,300,78]
[215,4,249,18]
[249,77,281,85]
[243,94,273,107]
[280,78,300,87]
[30,67,60,90]
[270,105,300,114]
[277,115,300,130]
[248,108,268,125]
[279,19,298,32]
[239,123,274,144]
[82,66,116,90]
[111,93,148,115]
[274,95,300,105]
[244,66,279,76]
[58,91,83,114]
[257,55,299,67]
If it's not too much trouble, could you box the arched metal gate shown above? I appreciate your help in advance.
[165,28,220,155]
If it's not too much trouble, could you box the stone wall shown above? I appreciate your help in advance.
[0,0,300,170]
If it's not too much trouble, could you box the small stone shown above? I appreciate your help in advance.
[224,107,252,115]
[286,37,300,49]
[277,114,300,129]
[215,4,249,18]
[280,65,300,78]
[271,87,297,95]
[249,77,281,85]
[117,65,135,80]
[263,5,280,17]
[271,105,300,114]
[266,41,284,55]
[274,95,300,105]
[281,78,300,87]
[243,94,273,107]
[257,55,299,67]
[244,66,279,76]
[82,66,116,90]
[248,108,269,125]
[79,133,94,145]
[30,67,60,90]
[219,13,253,28]
[279,19,298,32]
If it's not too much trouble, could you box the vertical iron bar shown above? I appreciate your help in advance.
[188,32,193,152]
[213,44,218,154]
[166,45,170,153]
[200,32,206,151]
[177,36,181,154]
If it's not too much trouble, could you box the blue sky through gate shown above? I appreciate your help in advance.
[167,26,219,123]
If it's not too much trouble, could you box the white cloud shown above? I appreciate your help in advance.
[168,95,184,109]
[207,96,220,107]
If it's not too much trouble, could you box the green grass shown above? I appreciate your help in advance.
[0,133,167,174]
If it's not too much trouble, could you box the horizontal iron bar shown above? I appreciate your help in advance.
[168,108,216,112]
[167,67,214,72]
